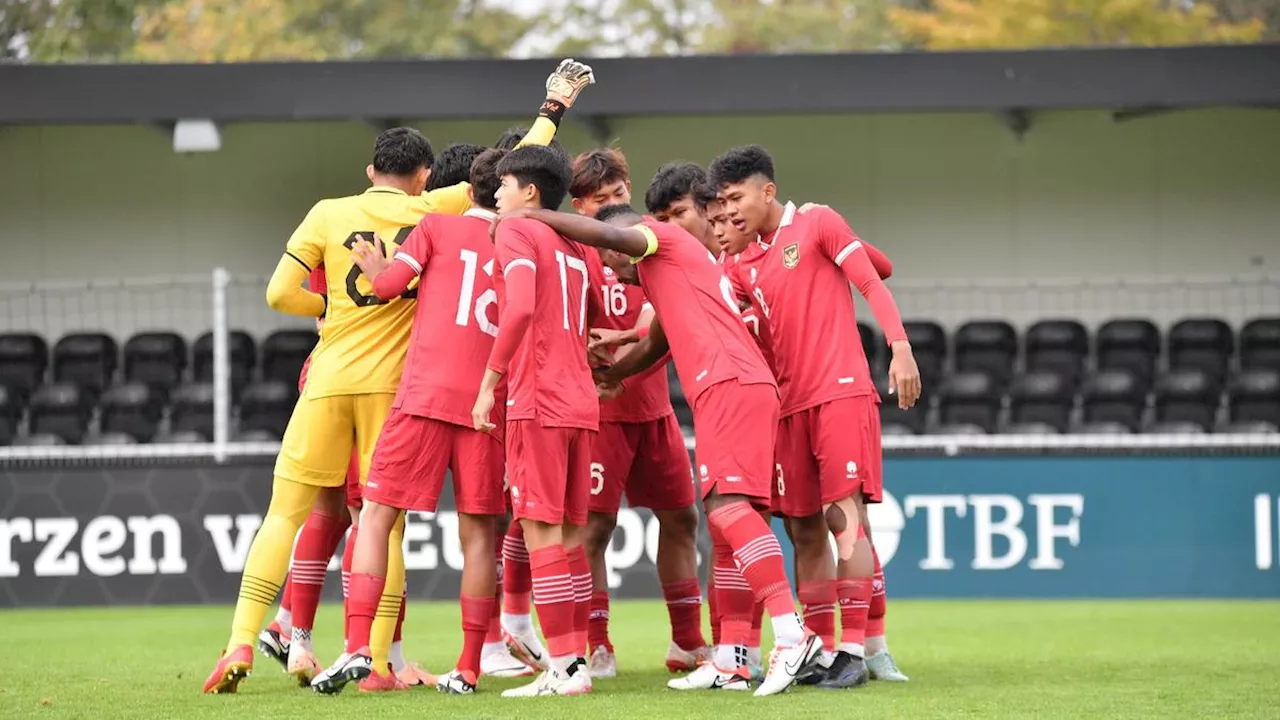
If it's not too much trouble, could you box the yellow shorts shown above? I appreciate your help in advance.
[274,392,395,488]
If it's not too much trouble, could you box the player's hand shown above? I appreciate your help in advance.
[798,203,828,214]
[490,207,537,240]
[350,235,390,278]
[471,389,497,433]
[887,341,922,410]
[596,380,624,400]
[587,342,615,369]
[588,327,636,353]
[546,58,596,108]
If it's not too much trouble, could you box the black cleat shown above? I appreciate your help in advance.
[256,626,289,670]
[310,652,373,695]
[817,651,870,689]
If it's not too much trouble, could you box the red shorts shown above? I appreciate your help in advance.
[345,452,362,508]
[775,395,884,518]
[691,380,779,508]
[507,420,594,526]
[365,409,506,515]
[589,414,695,514]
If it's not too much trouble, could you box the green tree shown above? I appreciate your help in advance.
[2,0,161,62]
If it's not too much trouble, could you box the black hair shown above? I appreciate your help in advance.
[571,148,630,199]
[495,145,573,210]
[372,127,434,176]
[708,144,776,187]
[594,203,642,224]
[427,143,487,191]
[469,148,507,211]
[494,126,571,165]
[645,162,718,213]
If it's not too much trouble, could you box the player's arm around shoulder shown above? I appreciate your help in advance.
[266,200,328,317]
[496,209,652,259]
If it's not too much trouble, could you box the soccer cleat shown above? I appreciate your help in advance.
[747,647,764,683]
[664,642,711,674]
[257,622,289,670]
[396,662,437,687]
[754,633,823,697]
[202,645,253,694]
[310,650,372,695]
[502,626,549,672]
[501,660,591,698]
[797,652,834,686]
[816,651,870,689]
[588,645,617,679]
[358,665,410,693]
[866,649,910,682]
[666,662,751,692]
[285,645,322,687]
[481,645,535,678]
[436,669,478,695]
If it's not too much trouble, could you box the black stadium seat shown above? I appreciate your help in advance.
[1240,317,1280,371]
[262,330,319,385]
[1004,421,1060,435]
[1228,368,1280,428]
[158,430,212,444]
[1009,370,1073,433]
[1081,369,1145,432]
[1025,320,1088,388]
[1168,318,1233,388]
[0,332,49,403]
[101,382,163,443]
[52,332,118,399]
[929,422,988,435]
[171,382,216,440]
[1153,368,1219,431]
[1096,319,1160,391]
[1218,421,1279,435]
[235,428,281,442]
[29,382,91,445]
[0,384,18,446]
[954,320,1018,388]
[194,330,257,398]
[93,432,139,446]
[877,377,926,435]
[16,433,67,447]
[124,332,188,398]
[1072,421,1133,435]
[902,321,947,384]
[937,370,999,434]
[1145,421,1206,435]
[239,380,297,438]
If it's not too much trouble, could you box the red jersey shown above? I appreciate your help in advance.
[373,210,502,428]
[590,251,673,423]
[488,217,598,432]
[631,220,775,408]
[727,202,907,417]
[722,252,777,376]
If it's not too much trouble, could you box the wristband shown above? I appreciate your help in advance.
[636,325,650,341]
[538,99,567,127]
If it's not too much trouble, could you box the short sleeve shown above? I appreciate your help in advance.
[422,182,472,216]
[495,220,538,276]
[395,217,435,274]
[812,207,865,267]
[285,201,328,270]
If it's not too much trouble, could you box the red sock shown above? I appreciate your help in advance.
[345,571,385,654]
[280,573,293,615]
[459,594,496,678]
[710,526,753,649]
[662,579,707,651]
[341,524,358,642]
[289,509,347,632]
[708,503,794,618]
[749,601,764,648]
[486,536,503,644]
[529,546,576,660]
[502,523,532,615]
[707,568,721,646]
[588,589,611,652]
[868,546,886,639]
[567,545,592,658]
[393,588,406,643]
[837,577,873,652]
[799,580,837,651]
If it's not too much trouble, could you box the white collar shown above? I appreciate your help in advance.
[464,208,498,221]
[756,201,796,250]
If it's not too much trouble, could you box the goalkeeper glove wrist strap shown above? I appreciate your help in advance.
[539,99,567,127]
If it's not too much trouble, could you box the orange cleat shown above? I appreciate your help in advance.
[395,662,438,687]
[203,645,254,694]
[359,664,411,692]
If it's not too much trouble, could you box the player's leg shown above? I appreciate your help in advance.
[283,485,350,684]
[341,508,358,646]
[857,468,908,682]
[564,429,595,682]
[582,421,632,677]
[260,573,292,669]
[482,514,533,678]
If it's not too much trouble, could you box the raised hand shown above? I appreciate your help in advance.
[546,58,596,108]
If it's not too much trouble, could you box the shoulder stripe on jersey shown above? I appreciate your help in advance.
[504,258,536,276]
[395,253,423,274]
[834,240,863,266]
[285,251,312,273]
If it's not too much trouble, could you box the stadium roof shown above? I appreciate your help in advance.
[2,44,1278,126]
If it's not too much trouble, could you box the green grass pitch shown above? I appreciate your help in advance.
[2,600,1277,719]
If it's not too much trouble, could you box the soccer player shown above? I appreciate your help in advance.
[567,149,708,678]
[201,59,595,695]
[491,204,823,698]
[428,143,489,191]
[471,145,599,698]
[709,144,918,687]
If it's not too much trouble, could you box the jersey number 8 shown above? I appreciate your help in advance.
[343,228,416,306]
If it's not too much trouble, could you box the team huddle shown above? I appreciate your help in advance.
[202,58,922,700]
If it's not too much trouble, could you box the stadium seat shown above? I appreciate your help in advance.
[857,323,879,370]
[235,428,281,442]
[15,433,67,447]
[171,382,216,440]
[937,370,999,434]
[1072,421,1133,435]
[100,382,163,443]
[239,380,296,438]
[1153,368,1219,431]
[52,332,118,400]
[1096,319,1160,390]
[1168,318,1233,388]
[1240,317,1280,371]
[0,384,18,446]
[1025,320,1088,389]
[93,432,139,446]
[1004,421,1060,435]
[1217,420,1278,435]
[954,320,1018,388]
[1228,368,1280,428]
[1081,369,1145,432]
[880,423,917,437]
[157,429,212,444]
[902,321,947,384]
[928,422,988,435]
[1008,370,1073,433]
[124,332,188,398]
[877,377,927,435]
[28,382,91,445]
[1145,421,1206,435]
[194,330,257,397]
[0,332,49,403]
[262,330,319,385]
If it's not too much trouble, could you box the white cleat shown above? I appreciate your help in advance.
[588,645,617,679]
[866,649,910,682]
[256,625,289,669]
[664,642,711,674]
[667,662,751,691]
[481,646,535,678]
[747,647,764,683]
[502,626,549,672]
[754,634,823,697]
[310,651,372,695]
[501,661,591,697]
[436,669,478,695]
[285,645,321,687]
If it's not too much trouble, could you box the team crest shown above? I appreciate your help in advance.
[782,243,800,269]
